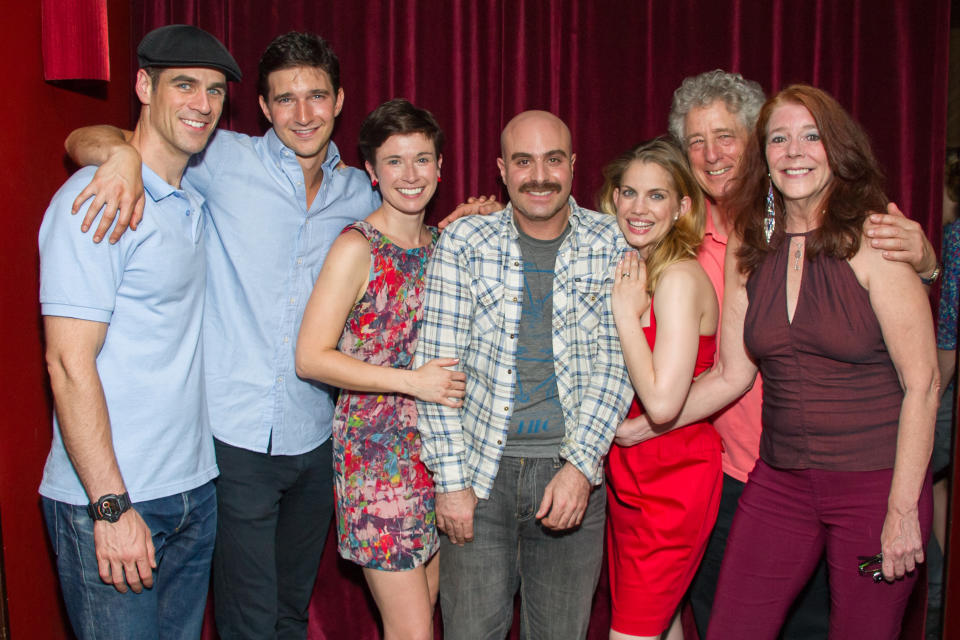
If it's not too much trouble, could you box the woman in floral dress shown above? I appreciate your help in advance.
[296,99,465,639]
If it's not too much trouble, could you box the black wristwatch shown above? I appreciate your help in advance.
[87,492,132,523]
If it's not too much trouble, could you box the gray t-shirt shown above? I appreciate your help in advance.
[503,224,571,458]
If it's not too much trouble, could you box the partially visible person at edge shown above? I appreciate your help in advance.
[62,30,493,640]
[599,138,721,640]
[38,25,240,639]
[671,84,938,638]
[927,151,959,635]
[414,110,633,640]
[615,69,940,639]
[295,99,466,639]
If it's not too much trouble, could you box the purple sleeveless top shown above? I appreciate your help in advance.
[743,232,901,471]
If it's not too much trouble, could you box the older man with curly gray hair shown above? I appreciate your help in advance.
[615,69,937,640]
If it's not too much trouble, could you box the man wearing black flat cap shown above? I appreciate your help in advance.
[38,24,238,640]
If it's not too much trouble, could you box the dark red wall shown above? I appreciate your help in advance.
[0,2,132,637]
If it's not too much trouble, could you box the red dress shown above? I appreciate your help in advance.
[605,304,723,635]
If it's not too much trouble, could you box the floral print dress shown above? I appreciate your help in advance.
[333,221,439,570]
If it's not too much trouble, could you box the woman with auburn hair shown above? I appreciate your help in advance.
[676,84,938,638]
[600,137,722,640]
[296,99,465,639]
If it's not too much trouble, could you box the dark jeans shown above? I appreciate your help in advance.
[43,482,217,640]
[689,472,831,639]
[212,439,334,640]
[439,456,605,640]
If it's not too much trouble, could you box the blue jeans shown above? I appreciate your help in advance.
[43,481,216,640]
[439,456,606,640]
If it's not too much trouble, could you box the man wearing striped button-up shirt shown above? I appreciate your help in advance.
[415,110,633,639]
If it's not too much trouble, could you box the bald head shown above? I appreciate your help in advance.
[500,110,572,159]
[497,110,576,238]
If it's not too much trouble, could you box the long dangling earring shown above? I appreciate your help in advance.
[764,174,776,243]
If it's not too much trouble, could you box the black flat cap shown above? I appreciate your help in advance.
[137,24,242,82]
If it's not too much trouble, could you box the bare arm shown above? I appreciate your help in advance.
[295,229,466,406]
[64,126,144,244]
[662,234,758,422]
[852,236,940,581]
[938,349,956,397]
[612,254,715,423]
[864,202,939,279]
[44,315,155,593]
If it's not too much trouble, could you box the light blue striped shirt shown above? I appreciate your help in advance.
[185,130,380,455]
[414,198,633,498]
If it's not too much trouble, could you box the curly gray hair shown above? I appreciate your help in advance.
[667,70,766,144]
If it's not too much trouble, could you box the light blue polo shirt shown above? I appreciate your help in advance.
[184,130,380,455]
[38,165,217,505]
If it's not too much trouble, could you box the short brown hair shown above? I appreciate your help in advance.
[358,99,444,164]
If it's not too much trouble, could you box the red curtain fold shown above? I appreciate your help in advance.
[133,0,948,252]
[130,2,949,639]
[42,0,110,81]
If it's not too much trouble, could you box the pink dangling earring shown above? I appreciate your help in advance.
[437,174,442,183]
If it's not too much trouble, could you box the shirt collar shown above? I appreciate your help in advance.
[704,200,728,245]
[504,196,581,240]
[142,164,179,202]
[264,127,343,172]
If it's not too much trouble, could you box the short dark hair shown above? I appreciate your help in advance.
[358,99,445,165]
[144,66,163,89]
[257,32,341,99]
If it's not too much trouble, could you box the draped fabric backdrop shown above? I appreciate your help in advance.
[130,2,948,639]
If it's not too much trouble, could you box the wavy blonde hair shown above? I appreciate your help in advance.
[598,137,706,294]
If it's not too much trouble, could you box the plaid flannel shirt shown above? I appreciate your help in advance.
[414,198,633,498]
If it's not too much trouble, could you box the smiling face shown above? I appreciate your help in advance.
[613,160,691,257]
[682,100,749,203]
[765,102,833,219]
[136,67,226,162]
[365,132,441,216]
[497,111,575,238]
[258,65,344,162]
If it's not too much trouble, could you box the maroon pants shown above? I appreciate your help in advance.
[707,461,932,640]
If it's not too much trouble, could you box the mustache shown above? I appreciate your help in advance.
[519,181,562,194]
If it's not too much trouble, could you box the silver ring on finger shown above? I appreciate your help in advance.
[622,272,631,278]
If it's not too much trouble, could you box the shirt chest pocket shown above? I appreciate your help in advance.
[574,275,606,337]
[471,276,505,334]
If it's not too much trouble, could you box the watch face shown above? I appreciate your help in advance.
[97,497,123,522]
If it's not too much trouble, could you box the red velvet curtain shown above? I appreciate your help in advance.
[129,2,949,638]
[42,0,110,80]
[133,0,948,244]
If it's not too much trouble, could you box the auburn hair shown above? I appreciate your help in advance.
[729,84,887,273]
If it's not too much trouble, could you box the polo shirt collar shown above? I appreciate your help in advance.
[142,164,179,202]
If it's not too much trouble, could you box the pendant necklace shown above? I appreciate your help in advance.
[792,238,803,271]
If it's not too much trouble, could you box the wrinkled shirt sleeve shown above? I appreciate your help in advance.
[415,227,473,492]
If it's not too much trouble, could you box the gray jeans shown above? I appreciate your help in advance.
[439,456,605,640]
